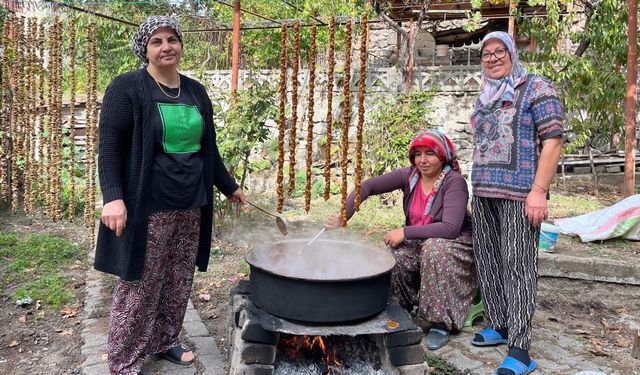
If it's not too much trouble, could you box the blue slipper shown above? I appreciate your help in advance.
[495,356,537,375]
[470,327,508,346]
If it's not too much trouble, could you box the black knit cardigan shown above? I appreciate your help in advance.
[95,69,238,281]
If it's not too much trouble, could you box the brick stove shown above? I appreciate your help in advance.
[227,280,430,375]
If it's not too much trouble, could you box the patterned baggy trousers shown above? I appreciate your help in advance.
[390,236,476,331]
[472,196,540,350]
[107,209,201,374]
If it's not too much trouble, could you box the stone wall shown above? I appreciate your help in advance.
[187,66,482,192]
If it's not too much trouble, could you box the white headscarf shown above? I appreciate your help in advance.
[477,31,528,114]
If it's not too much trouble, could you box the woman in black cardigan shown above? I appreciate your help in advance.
[96,16,245,374]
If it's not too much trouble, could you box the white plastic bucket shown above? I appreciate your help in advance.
[435,44,449,57]
[539,223,561,252]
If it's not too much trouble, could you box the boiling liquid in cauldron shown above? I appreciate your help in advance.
[247,239,395,281]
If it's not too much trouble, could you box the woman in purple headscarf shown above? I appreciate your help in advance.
[469,31,564,375]
[96,16,246,374]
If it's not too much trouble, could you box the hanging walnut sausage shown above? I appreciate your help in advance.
[276,23,288,213]
[354,13,368,211]
[287,21,300,196]
[323,17,336,201]
[304,25,317,213]
[340,21,352,227]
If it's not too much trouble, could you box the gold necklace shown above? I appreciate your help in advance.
[153,75,181,99]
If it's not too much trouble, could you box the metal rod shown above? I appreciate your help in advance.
[43,0,138,26]
[282,0,326,25]
[212,0,280,24]
[306,228,326,247]
[230,0,240,101]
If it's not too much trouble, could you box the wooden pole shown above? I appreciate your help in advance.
[624,0,637,197]
[407,19,414,91]
[508,0,516,41]
[632,329,640,359]
[230,0,241,103]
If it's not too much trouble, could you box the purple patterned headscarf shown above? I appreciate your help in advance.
[477,31,528,114]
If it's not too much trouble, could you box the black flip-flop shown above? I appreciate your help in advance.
[159,343,195,366]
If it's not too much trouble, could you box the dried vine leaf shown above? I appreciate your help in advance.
[68,18,78,221]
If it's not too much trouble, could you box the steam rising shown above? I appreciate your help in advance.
[246,239,396,281]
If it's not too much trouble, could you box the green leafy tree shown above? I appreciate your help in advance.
[466,0,639,153]
[214,78,278,188]
[364,89,435,177]
[64,0,366,92]
[519,0,635,152]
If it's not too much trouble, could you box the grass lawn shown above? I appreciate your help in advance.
[0,231,84,308]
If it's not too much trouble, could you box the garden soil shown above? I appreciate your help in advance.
[0,210,88,375]
[0,177,639,374]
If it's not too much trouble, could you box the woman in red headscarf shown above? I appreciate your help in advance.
[325,129,475,350]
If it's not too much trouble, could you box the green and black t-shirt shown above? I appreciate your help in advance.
[147,71,208,212]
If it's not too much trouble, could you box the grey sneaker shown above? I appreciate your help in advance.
[426,327,450,350]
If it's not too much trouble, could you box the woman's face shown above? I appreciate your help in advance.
[481,39,513,80]
[413,146,444,179]
[146,27,182,70]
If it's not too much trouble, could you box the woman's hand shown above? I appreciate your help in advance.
[228,188,247,204]
[525,189,548,227]
[101,199,127,236]
[383,228,405,248]
[324,212,342,230]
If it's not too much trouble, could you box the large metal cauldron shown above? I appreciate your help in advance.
[245,239,396,323]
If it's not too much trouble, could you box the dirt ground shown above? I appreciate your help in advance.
[192,177,640,375]
[0,177,638,375]
[0,210,90,375]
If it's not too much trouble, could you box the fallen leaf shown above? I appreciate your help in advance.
[213,281,223,288]
[60,328,74,336]
[60,307,78,318]
[615,337,631,348]
[8,340,18,348]
[589,339,609,357]
[18,316,27,323]
[198,293,211,302]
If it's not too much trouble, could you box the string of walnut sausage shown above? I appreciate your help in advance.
[354,12,368,211]
[323,17,336,201]
[287,21,300,196]
[340,21,352,227]
[276,23,288,213]
[304,25,317,213]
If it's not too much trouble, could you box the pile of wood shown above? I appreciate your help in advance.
[559,150,640,175]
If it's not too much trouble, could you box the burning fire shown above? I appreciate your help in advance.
[279,334,342,371]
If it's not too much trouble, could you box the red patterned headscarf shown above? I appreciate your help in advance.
[408,129,460,173]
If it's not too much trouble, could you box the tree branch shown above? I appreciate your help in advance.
[372,0,408,38]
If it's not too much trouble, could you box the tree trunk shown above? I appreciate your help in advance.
[373,0,430,92]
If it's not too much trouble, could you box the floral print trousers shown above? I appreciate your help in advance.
[107,209,201,375]
[390,236,476,331]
